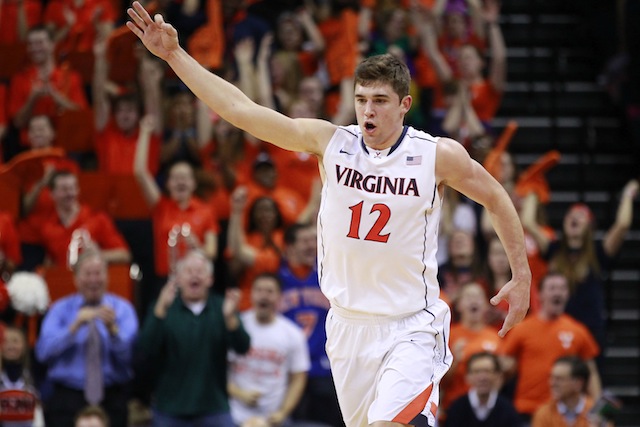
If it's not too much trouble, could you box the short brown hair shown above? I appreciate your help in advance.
[354,54,411,101]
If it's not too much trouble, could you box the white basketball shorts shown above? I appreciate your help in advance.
[325,299,452,427]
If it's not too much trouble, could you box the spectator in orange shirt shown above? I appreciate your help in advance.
[415,0,505,127]
[36,170,131,266]
[520,179,638,366]
[134,115,219,308]
[440,282,500,418]
[44,0,115,57]
[532,356,604,427]
[8,25,88,129]
[93,36,162,176]
[18,114,80,269]
[499,272,601,422]
[273,8,324,77]
[227,187,284,312]
[0,0,43,44]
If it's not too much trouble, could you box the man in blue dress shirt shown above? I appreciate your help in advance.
[36,250,138,427]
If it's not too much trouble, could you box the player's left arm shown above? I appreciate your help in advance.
[436,138,531,337]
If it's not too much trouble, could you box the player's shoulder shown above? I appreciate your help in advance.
[404,126,439,144]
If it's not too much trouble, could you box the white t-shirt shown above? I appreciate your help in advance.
[228,310,310,424]
[318,125,442,315]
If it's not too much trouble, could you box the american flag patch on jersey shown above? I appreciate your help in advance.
[406,155,422,165]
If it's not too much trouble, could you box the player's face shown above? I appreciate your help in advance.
[355,82,410,149]
[75,256,108,305]
[251,276,281,322]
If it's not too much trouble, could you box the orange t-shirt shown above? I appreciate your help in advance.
[0,0,43,45]
[95,121,160,176]
[236,230,283,312]
[525,226,555,312]
[469,79,502,122]
[8,65,88,123]
[0,212,22,266]
[18,156,80,244]
[318,9,358,86]
[532,397,594,427]
[442,325,501,411]
[44,0,115,55]
[498,314,600,415]
[152,196,219,277]
[266,145,319,203]
[37,204,129,266]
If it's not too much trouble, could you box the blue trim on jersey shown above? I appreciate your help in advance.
[421,214,429,309]
[359,125,408,155]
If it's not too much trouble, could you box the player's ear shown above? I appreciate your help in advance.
[400,95,412,114]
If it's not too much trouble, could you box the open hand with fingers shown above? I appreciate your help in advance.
[490,275,531,337]
[126,1,180,61]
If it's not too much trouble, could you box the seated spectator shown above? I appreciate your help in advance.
[227,188,284,312]
[446,351,522,427]
[0,0,43,45]
[228,273,310,427]
[278,223,343,427]
[44,0,115,58]
[136,250,250,426]
[35,170,131,266]
[521,179,639,363]
[94,36,162,176]
[74,405,110,427]
[134,116,219,308]
[441,282,500,417]
[498,272,601,423]
[0,326,44,426]
[532,356,602,427]
[35,250,139,427]
[8,26,88,130]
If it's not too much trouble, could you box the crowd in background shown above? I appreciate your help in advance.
[0,0,637,426]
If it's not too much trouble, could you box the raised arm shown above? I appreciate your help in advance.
[483,0,506,93]
[436,138,531,337]
[126,2,335,156]
[133,115,161,208]
[412,4,453,84]
[603,179,639,257]
[93,34,110,132]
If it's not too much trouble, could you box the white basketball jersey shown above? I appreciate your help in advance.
[317,125,442,316]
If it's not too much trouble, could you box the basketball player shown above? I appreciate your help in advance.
[127,4,531,427]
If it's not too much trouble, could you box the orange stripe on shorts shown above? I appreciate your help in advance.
[392,383,433,425]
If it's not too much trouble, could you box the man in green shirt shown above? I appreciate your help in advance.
[137,250,250,426]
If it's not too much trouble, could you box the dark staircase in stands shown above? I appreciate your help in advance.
[497,1,640,425]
